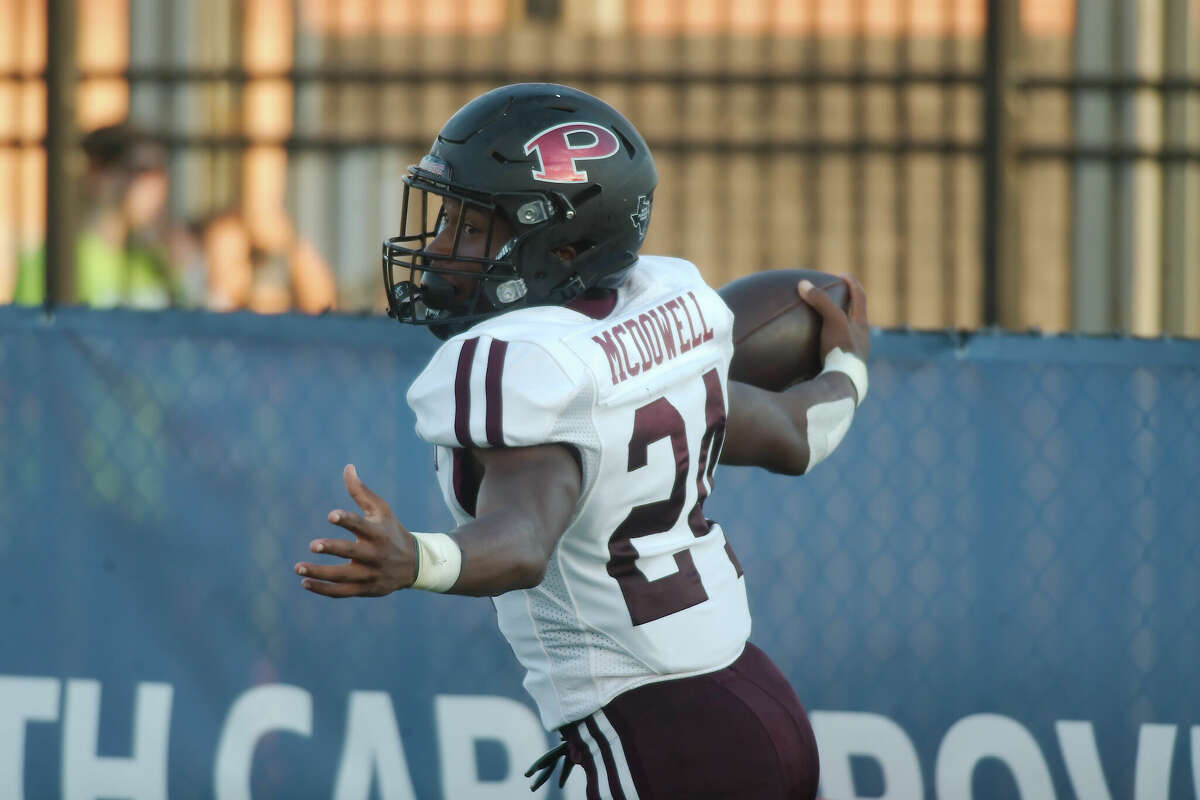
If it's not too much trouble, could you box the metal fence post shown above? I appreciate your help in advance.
[1072,0,1118,333]
[982,0,1020,328]
[1130,0,1163,337]
[45,0,78,310]
[1163,0,1200,336]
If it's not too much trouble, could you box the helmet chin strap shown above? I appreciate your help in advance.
[417,272,459,310]
[545,274,587,305]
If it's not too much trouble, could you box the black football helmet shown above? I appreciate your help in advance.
[383,83,657,338]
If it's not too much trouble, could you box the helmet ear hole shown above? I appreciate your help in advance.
[551,244,580,263]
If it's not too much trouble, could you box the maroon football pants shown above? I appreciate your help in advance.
[560,642,819,800]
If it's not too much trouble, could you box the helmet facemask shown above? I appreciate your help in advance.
[383,168,536,340]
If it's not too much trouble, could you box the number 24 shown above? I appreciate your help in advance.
[606,368,742,626]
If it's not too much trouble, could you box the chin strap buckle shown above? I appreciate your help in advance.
[495,278,527,305]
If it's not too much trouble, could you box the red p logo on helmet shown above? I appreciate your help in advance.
[523,122,621,184]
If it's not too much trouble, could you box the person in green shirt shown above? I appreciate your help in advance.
[14,123,176,308]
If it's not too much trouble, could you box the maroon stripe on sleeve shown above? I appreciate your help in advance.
[584,716,628,800]
[484,339,508,447]
[454,337,479,448]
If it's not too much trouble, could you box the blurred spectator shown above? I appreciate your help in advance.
[13,123,177,308]
[287,235,338,314]
[201,208,337,314]
[166,217,210,309]
[10,121,337,314]
[202,211,254,312]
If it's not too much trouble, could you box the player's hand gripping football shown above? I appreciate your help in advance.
[798,274,870,365]
[294,464,417,598]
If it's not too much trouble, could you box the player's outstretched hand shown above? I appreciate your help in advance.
[797,274,870,364]
[295,464,417,598]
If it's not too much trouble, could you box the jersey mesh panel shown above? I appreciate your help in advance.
[526,370,659,724]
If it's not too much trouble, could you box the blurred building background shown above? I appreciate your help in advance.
[0,0,1197,334]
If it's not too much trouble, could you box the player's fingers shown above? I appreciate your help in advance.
[298,577,371,598]
[307,536,378,564]
[343,464,393,519]
[294,560,373,583]
[327,508,380,541]
[843,274,868,322]
[342,464,374,513]
[796,279,845,322]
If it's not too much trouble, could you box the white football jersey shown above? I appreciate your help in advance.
[407,255,750,730]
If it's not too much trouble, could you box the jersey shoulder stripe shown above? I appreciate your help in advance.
[409,326,587,451]
[453,336,478,447]
[450,336,510,448]
[484,339,508,446]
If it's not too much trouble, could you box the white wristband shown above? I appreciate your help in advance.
[409,532,463,592]
[820,347,868,406]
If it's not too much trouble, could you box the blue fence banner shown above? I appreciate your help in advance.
[2,307,1198,799]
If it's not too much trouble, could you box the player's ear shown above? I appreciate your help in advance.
[551,244,577,263]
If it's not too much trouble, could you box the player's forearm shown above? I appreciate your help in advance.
[444,510,554,596]
[441,444,580,597]
[777,370,859,473]
[722,369,861,474]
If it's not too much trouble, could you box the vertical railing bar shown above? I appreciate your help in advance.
[981,0,1017,327]
[13,0,28,305]
[719,0,733,282]
[45,0,78,311]
[941,0,957,326]
[803,0,819,270]
[757,6,775,274]
[851,0,866,279]
[1107,0,1125,330]
[672,0,688,261]
[895,0,911,320]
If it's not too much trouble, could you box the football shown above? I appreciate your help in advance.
[718,269,850,391]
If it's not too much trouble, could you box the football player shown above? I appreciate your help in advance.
[295,83,870,799]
